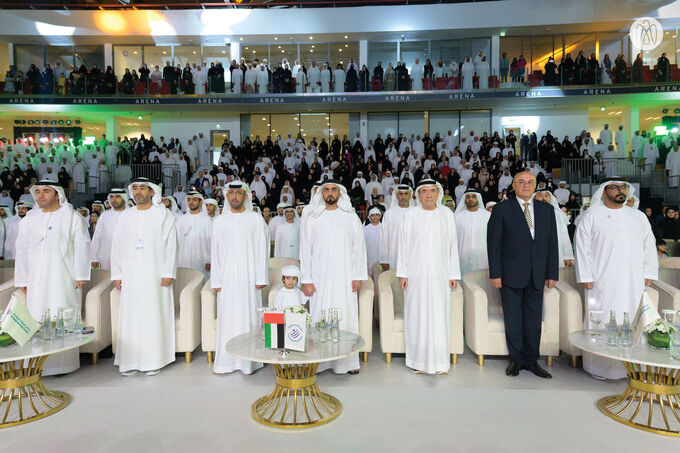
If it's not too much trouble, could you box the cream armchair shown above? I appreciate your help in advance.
[462,269,560,366]
[267,277,374,362]
[201,257,298,363]
[79,269,115,364]
[378,270,464,365]
[112,267,204,364]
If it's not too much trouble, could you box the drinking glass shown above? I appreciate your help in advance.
[589,310,605,336]
[257,307,267,341]
[62,307,75,335]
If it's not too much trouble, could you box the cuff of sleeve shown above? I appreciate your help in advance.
[395,272,407,279]
[300,279,313,285]
[256,280,267,286]
[161,273,176,279]
[644,274,658,280]
[14,282,27,288]
[110,275,121,281]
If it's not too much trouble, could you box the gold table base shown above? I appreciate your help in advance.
[0,355,70,428]
[251,363,342,429]
[598,361,680,436]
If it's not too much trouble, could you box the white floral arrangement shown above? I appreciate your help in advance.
[644,319,674,335]
[284,305,312,325]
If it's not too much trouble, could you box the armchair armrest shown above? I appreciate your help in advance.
[81,278,114,353]
[358,278,374,353]
[651,280,680,312]
[462,276,489,354]
[540,287,560,356]
[177,272,204,352]
[268,281,283,308]
[554,281,583,356]
[378,271,395,353]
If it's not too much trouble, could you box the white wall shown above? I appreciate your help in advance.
[492,107,589,139]
[150,114,240,149]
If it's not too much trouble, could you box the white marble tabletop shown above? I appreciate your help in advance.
[569,331,680,370]
[226,330,364,365]
[0,335,93,363]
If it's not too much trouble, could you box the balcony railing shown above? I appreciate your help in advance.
[2,63,678,98]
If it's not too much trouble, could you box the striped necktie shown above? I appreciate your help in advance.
[523,201,533,229]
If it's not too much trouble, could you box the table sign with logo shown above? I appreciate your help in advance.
[284,312,307,352]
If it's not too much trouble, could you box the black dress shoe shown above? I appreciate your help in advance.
[347,369,360,375]
[524,362,552,379]
[505,361,521,376]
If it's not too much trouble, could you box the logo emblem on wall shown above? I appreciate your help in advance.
[630,17,663,51]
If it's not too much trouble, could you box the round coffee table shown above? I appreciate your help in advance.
[570,330,680,437]
[0,335,92,429]
[226,329,364,429]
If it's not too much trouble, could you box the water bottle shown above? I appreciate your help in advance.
[318,309,327,344]
[607,310,619,347]
[74,303,83,336]
[620,312,634,348]
[55,307,65,339]
[331,310,340,344]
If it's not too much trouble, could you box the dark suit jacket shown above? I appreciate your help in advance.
[487,197,559,289]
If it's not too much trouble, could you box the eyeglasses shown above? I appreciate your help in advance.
[605,184,628,191]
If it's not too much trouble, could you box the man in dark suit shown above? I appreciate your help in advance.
[487,170,559,378]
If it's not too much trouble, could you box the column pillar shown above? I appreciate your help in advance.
[359,40,368,69]
[106,116,118,141]
[104,43,113,69]
[623,106,639,157]
[231,42,241,63]
[360,111,368,145]
[8,43,13,65]
[491,34,500,77]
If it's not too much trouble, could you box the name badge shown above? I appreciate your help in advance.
[136,240,144,250]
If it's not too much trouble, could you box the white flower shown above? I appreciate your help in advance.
[644,319,674,335]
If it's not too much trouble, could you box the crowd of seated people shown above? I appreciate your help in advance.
[2,122,679,244]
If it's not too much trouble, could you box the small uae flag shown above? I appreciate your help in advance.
[264,312,285,348]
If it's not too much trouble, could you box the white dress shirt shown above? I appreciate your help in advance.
[516,196,535,239]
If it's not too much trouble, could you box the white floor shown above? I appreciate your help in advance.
[3,347,679,453]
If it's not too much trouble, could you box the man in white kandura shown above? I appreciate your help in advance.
[274,205,300,259]
[380,184,414,271]
[300,179,367,374]
[614,125,628,155]
[176,191,212,279]
[533,188,574,267]
[211,181,269,374]
[14,180,91,375]
[575,178,657,380]
[397,179,461,375]
[91,188,128,270]
[111,177,178,377]
[454,188,490,276]
[3,201,32,259]
[268,202,286,244]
